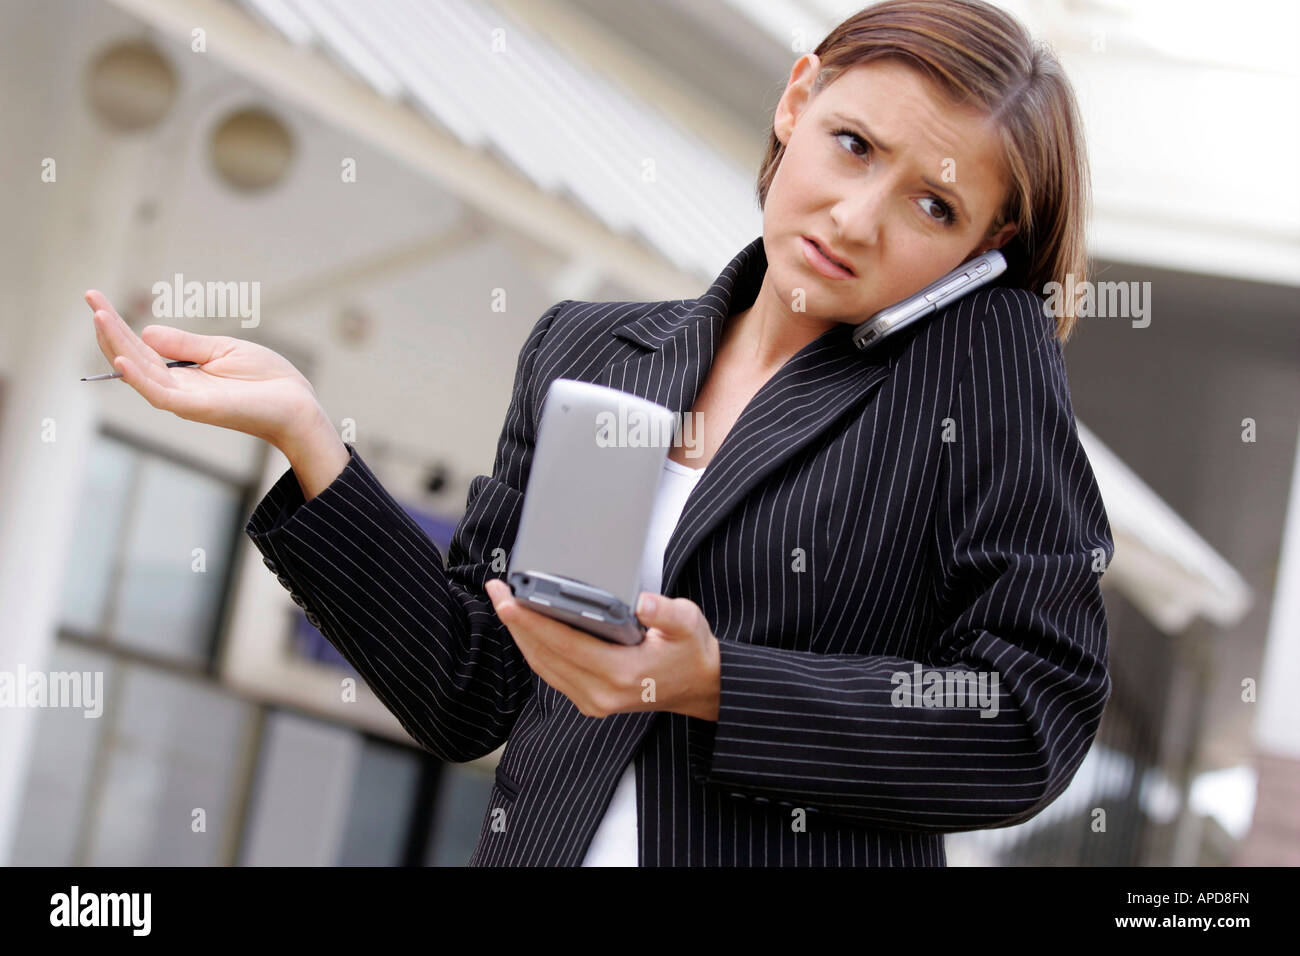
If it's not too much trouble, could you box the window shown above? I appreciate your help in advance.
[58,430,243,667]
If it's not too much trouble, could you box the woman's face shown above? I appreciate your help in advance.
[763,56,1018,324]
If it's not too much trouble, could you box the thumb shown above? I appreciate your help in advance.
[139,325,228,364]
[636,592,682,634]
[637,593,710,640]
[636,592,659,621]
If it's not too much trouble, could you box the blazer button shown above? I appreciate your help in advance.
[291,593,308,609]
[305,611,322,628]
[276,574,293,590]
[729,791,746,800]
[752,796,770,805]
[263,557,279,574]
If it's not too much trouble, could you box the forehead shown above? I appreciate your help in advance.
[816,60,1008,214]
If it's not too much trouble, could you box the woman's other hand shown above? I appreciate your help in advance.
[85,289,322,451]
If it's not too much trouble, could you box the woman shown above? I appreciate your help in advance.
[86,0,1112,866]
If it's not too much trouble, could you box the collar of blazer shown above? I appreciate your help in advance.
[597,234,899,597]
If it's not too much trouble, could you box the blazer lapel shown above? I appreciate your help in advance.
[592,236,898,597]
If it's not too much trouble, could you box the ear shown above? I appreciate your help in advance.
[965,220,1018,261]
[773,53,821,146]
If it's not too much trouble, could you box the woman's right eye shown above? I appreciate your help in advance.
[832,128,870,160]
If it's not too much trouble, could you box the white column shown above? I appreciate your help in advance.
[1254,419,1300,759]
[0,125,145,863]
[1237,419,1300,865]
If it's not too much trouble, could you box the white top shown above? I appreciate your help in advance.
[580,454,707,866]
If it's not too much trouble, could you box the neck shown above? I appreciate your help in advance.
[723,272,840,372]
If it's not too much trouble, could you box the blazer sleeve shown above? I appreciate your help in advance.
[243,299,569,763]
[684,287,1115,832]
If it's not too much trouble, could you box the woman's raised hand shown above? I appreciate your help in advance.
[85,289,324,451]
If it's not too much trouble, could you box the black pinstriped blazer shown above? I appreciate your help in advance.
[244,235,1113,866]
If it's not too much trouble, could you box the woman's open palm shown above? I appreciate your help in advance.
[85,289,321,448]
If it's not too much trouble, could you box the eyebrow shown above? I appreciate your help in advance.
[829,111,973,223]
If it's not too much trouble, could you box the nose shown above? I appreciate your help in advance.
[829,178,890,249]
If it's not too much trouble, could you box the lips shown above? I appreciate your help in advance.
[806,236,854,275]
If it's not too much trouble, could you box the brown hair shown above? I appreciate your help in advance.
[755,0,1091,343]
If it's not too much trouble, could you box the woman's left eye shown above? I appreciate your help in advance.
[918,197,958,226]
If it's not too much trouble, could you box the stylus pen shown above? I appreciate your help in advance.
[80,360,199,382]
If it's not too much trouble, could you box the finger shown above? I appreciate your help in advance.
[498,597,622,677]
[494,598,644,715]
[486,578,633,674]
[517,626,642,716]
[501,614,585,702]
[85,290,166,370]
[507,619,573,683]
[89,305,170,388]
[112,354,207,423]
[112,354,177,412]
[138,324,229,366]
[92,311,169,391]
[88,300,122,371]
[518,632,626,717]
[486,580,615,682]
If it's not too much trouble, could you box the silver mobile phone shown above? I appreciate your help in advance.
[850,249,1007,352]
[506,378,680,646]
[507,570,647,646]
